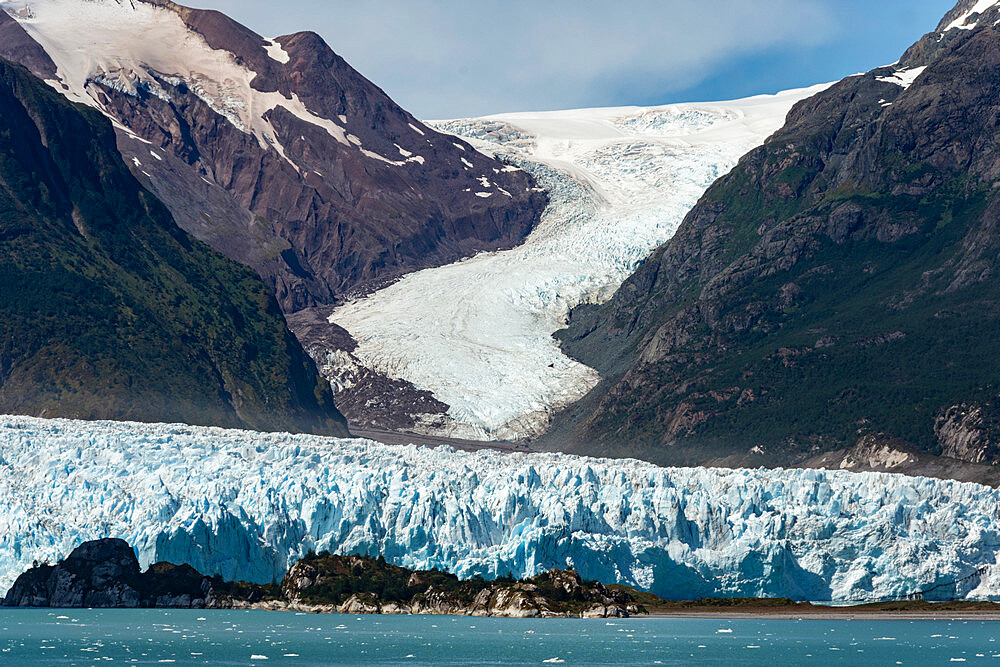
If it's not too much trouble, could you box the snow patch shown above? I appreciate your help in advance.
[361,148,427,167]
[876,66,927,89]
[263,37,289,64]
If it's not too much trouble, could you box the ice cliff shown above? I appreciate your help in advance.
[2,415,999,602]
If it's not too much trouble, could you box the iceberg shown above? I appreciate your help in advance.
[2,415,1000,602]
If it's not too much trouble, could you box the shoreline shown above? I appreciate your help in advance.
[645,610,1000,621]
[6,606,1000,621]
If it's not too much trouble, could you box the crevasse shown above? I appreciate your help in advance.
[3,415,1000,602]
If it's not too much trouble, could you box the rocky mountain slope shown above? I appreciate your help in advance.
[546,0,1000,472]
[4,539,643,618]
[0,58,346,433]
[6,415,1000,602]
[0,0,545,315]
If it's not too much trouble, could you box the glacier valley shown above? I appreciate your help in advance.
[3,415,1000,602]
[331,87,831,440]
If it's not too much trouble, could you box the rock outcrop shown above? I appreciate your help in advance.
[4,540,643,618]
[2,540,267,609]
[936,403,1000,464]
[280,553,641,618]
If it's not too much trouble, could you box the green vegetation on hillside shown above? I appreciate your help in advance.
[0,58,346,434]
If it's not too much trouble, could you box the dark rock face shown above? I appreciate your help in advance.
[935,403,1000,464]
[3,540,143,608]
[0,57,347,434]
[546,0,1000,471]
[5,539,151,608]
[0,9,56,80]
[280,553,642,617]
[3,539,269,609]
[3,0,545,315]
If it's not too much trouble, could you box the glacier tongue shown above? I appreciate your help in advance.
[3,415,1000,602]
[331,86,832,441]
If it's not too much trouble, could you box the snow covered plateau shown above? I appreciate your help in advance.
[332,86,831,441]
[3,415,1000,602]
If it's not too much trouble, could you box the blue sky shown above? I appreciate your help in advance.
[189,0,952,119]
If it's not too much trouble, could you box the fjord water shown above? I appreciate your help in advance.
[1,610,997,665]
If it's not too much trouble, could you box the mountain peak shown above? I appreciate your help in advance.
[937,0,1000,33]
[0,0,545,314]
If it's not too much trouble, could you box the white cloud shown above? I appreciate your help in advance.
[192,0,839,117]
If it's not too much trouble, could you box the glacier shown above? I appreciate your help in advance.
[331,86,831,441]
[3,415,1000,602]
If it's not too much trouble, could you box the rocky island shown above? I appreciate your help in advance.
[2,539,644,618]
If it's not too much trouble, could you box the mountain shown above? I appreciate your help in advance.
[0,0,545,315]
[544,0,1000,474]
[4,415,1000,602]
[0,56,346,434]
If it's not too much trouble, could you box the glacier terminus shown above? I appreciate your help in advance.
[3,415,1000,603]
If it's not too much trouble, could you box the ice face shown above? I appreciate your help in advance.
[331,85,833,441]
[2,415,1000,602]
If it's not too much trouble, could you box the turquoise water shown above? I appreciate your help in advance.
[1,609,998,665]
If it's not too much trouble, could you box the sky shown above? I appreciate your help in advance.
[188,0,953,119]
